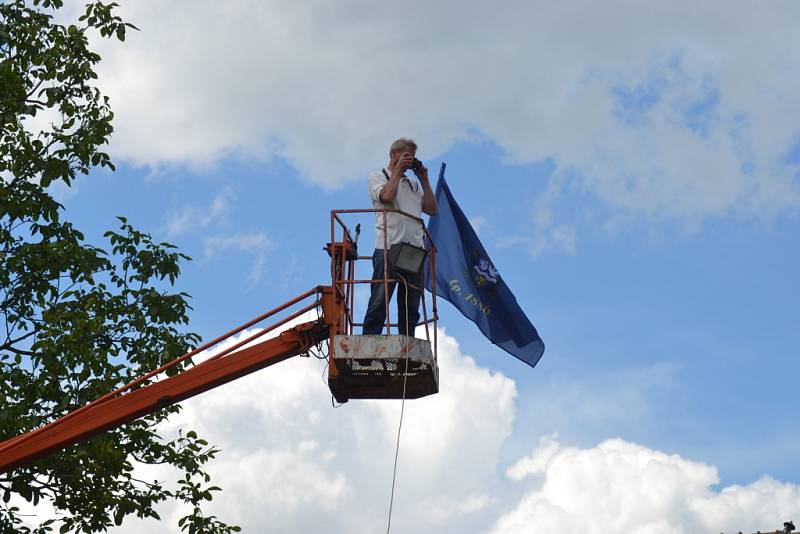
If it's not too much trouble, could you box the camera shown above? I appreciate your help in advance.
[411,158,423,173]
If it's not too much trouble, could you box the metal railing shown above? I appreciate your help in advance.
[329,208,438,361]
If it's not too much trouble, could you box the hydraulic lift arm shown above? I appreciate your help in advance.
[0,286,340,474]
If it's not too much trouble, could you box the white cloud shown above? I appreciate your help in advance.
[91,0,800,227]
[531,223,577,256]
[161,189,275,285]
[104,325,800,534]
[203,231,269,257]
[491,436,800,534]
[113,327,517,534]
[164,187,234,237]
[203,231,271,285]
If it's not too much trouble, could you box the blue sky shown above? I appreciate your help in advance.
[64,137,800,484]
[29,1,800,532]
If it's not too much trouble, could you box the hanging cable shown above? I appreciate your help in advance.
[386,273,412,534]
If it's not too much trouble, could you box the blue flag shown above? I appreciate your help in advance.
[426,163,545,368]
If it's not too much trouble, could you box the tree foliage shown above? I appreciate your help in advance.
[0,1,238,532]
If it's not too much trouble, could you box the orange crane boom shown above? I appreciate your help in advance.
[0,286,338,474]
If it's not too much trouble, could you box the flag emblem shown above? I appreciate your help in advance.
[473,258,498,287]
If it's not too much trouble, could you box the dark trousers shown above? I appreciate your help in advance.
[362,248,422,336]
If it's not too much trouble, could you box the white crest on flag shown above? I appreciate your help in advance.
[474,259,499,287]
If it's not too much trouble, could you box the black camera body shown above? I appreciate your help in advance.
[411,158,423,173]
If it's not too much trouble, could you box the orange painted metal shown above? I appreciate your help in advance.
[325,218,362,390]
[328,208,438,341]
[0,287,323,457]
[0,287,334,474]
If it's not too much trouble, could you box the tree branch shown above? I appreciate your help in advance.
[26,77,46,100]
[0,329,36,352]
[4,344,36,357]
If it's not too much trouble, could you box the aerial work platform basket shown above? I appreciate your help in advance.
[0,207,442,473]
[325,209,439,403]
[329,335,437,401]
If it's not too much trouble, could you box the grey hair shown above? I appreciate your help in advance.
[389,138,418,154]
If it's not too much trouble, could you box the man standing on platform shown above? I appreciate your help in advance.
[362,138,438,336]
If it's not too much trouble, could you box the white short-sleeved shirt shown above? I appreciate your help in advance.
[368,168,424,249]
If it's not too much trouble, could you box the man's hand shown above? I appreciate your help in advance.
[396,152,415,175]
[417,160,438,215]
